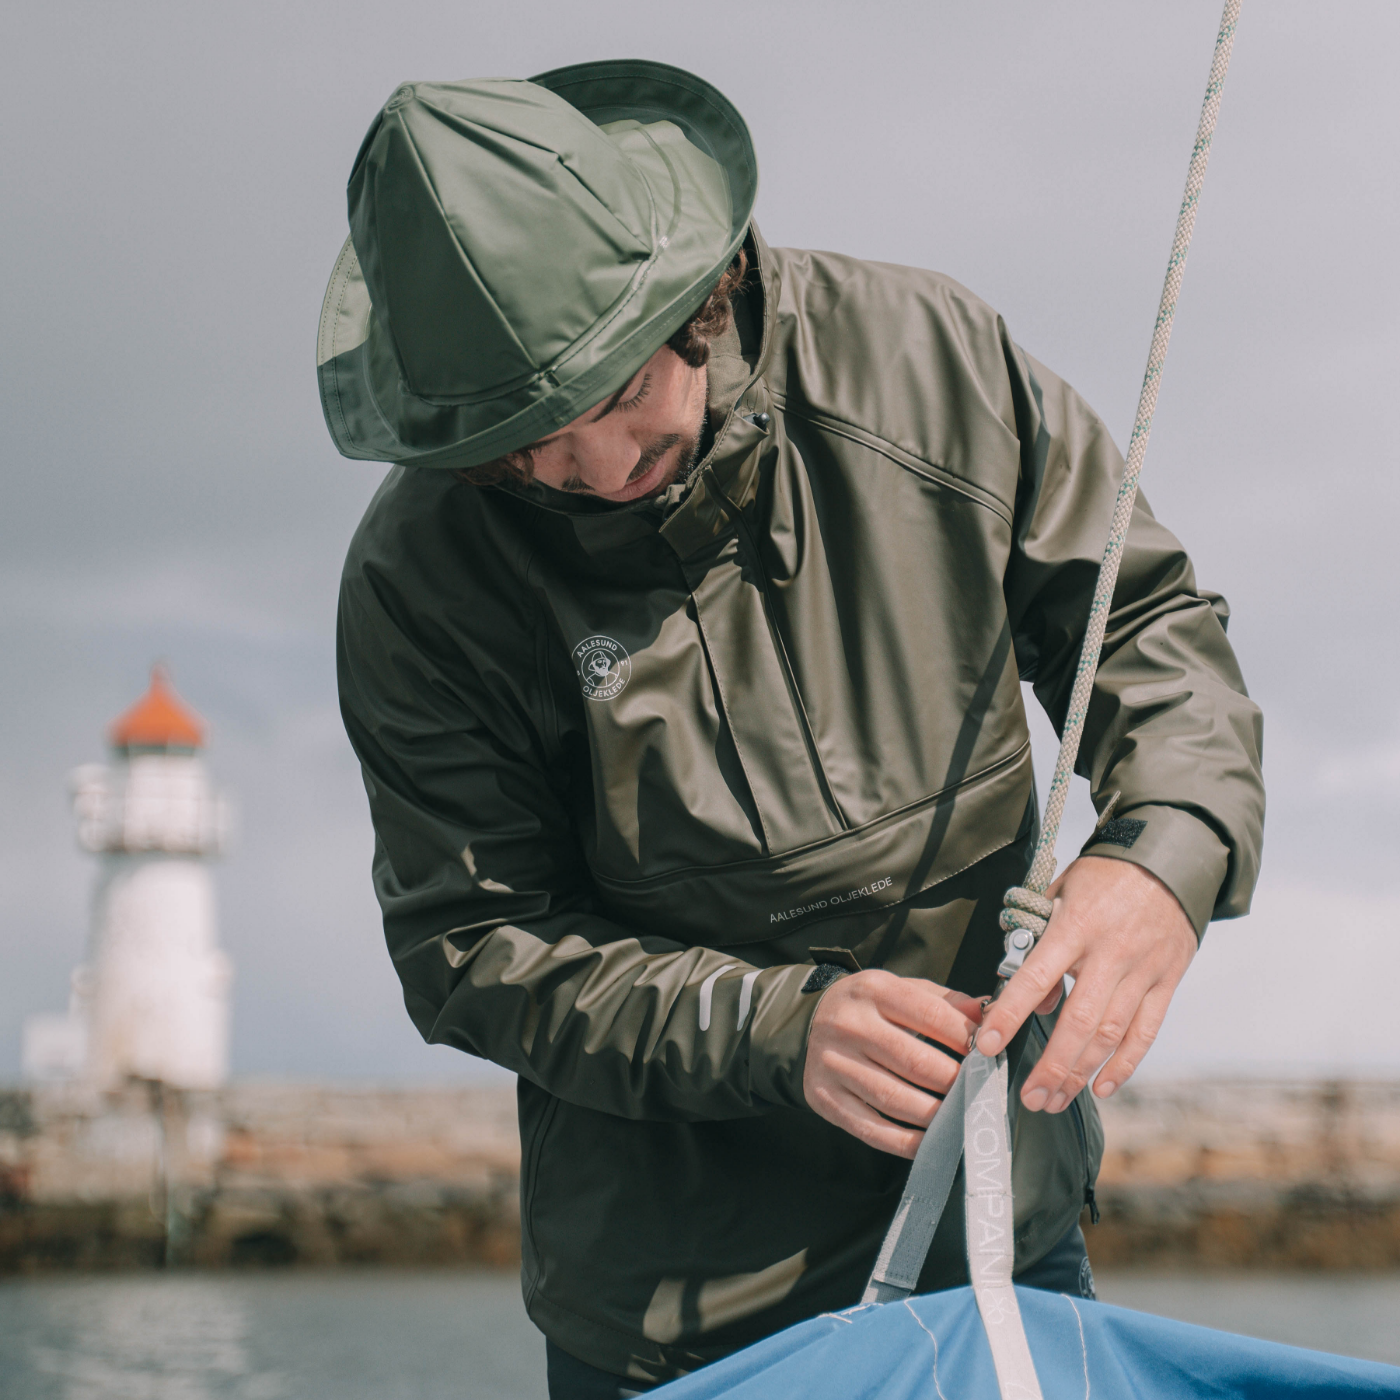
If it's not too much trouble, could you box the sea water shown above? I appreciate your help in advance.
[1,1270,1397,1399]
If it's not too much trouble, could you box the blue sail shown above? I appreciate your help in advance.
[651,1285,1400,1399]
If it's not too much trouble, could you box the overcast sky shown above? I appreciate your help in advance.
[2,1,1396,1082]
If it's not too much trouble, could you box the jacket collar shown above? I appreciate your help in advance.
[658,223,778,559]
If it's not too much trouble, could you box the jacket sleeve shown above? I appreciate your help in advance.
[336,559,816,1121]
[1000,337,1265,936]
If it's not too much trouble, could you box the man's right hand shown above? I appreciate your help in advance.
[802,970,984,1159]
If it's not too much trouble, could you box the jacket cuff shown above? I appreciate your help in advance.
[1079,803,1228,939]
[746,964,826,1110]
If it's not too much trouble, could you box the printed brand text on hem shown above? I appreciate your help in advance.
[770,876,893,924]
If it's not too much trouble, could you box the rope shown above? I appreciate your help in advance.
[866,25,1245,1394]
[999,0,1242,969]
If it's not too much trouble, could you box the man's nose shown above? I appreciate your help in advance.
[571,424,641,494]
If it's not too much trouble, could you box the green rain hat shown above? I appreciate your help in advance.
[316,60,758,471]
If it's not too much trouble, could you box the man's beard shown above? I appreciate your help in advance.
[626,432,685,486]
[560,385,707,501]
[635,395,708,499]
[626,426,704,498]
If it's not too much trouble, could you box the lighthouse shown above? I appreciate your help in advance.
[23,667,232,1089]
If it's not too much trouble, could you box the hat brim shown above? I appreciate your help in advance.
[317,60,757,471]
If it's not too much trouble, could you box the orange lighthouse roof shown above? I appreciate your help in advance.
[108,666,206,753]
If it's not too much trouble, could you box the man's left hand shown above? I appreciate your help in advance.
[974,856,1197,1111]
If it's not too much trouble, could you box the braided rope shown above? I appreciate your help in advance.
[1000,0,1242,953]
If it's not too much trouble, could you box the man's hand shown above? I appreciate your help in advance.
[975,856,1197,1112]
[803,970,984,1159]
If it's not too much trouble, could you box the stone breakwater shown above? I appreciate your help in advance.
[1,1077,1398,1272]
[1090,1078,1400,1270]
[0,1081,521,1272]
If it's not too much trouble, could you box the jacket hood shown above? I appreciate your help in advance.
[316,60,758,472]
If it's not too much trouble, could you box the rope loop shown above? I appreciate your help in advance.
[999,887,1054,940]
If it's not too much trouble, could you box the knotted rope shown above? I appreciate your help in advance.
[998,0,1242,977]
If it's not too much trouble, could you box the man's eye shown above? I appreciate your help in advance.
[619,373,651,411]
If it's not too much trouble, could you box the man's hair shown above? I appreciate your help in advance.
[456,249,749,488]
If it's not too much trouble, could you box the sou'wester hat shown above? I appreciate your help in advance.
[316,60,758,472]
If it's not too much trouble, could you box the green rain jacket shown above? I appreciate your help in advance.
[337,227,1264,1383]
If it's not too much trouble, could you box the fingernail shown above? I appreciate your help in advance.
[1024,1086,1049,1112]
[978,1029,1003,1056]
[1096,1081,1116,1098]
[1047,1091,1068,1114]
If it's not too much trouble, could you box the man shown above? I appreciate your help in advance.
[323,61,1263,1397]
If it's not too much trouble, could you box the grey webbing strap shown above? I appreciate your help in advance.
[860,1051,1044,1395]
[860,1059,969,1304]
[965,1051,1043,1399]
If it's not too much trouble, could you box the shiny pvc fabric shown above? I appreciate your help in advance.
[336,226,1264,1382]
[318,62,757,472]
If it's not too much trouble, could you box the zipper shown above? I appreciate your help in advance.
[518,1091,560,1309]
[1073,1099,1101,1225]
[1030,1015,1099,1225]
[732,514,848,830]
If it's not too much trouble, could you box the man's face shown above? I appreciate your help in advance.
[519,344,708,503]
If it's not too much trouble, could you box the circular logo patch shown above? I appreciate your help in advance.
[574,635,631,702]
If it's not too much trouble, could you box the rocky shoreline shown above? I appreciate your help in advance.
[0,1082,521,1272]
[1091,1078,1400,1270]
[2,1077,1397,1273]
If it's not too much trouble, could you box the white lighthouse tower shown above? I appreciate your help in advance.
[25,667,232,1089]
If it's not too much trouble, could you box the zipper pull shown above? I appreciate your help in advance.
[1084,1182,1101,1226]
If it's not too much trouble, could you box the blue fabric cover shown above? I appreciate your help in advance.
[651,1286,1400,1399]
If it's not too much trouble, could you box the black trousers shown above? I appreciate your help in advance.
[545,1222,1096,1399]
